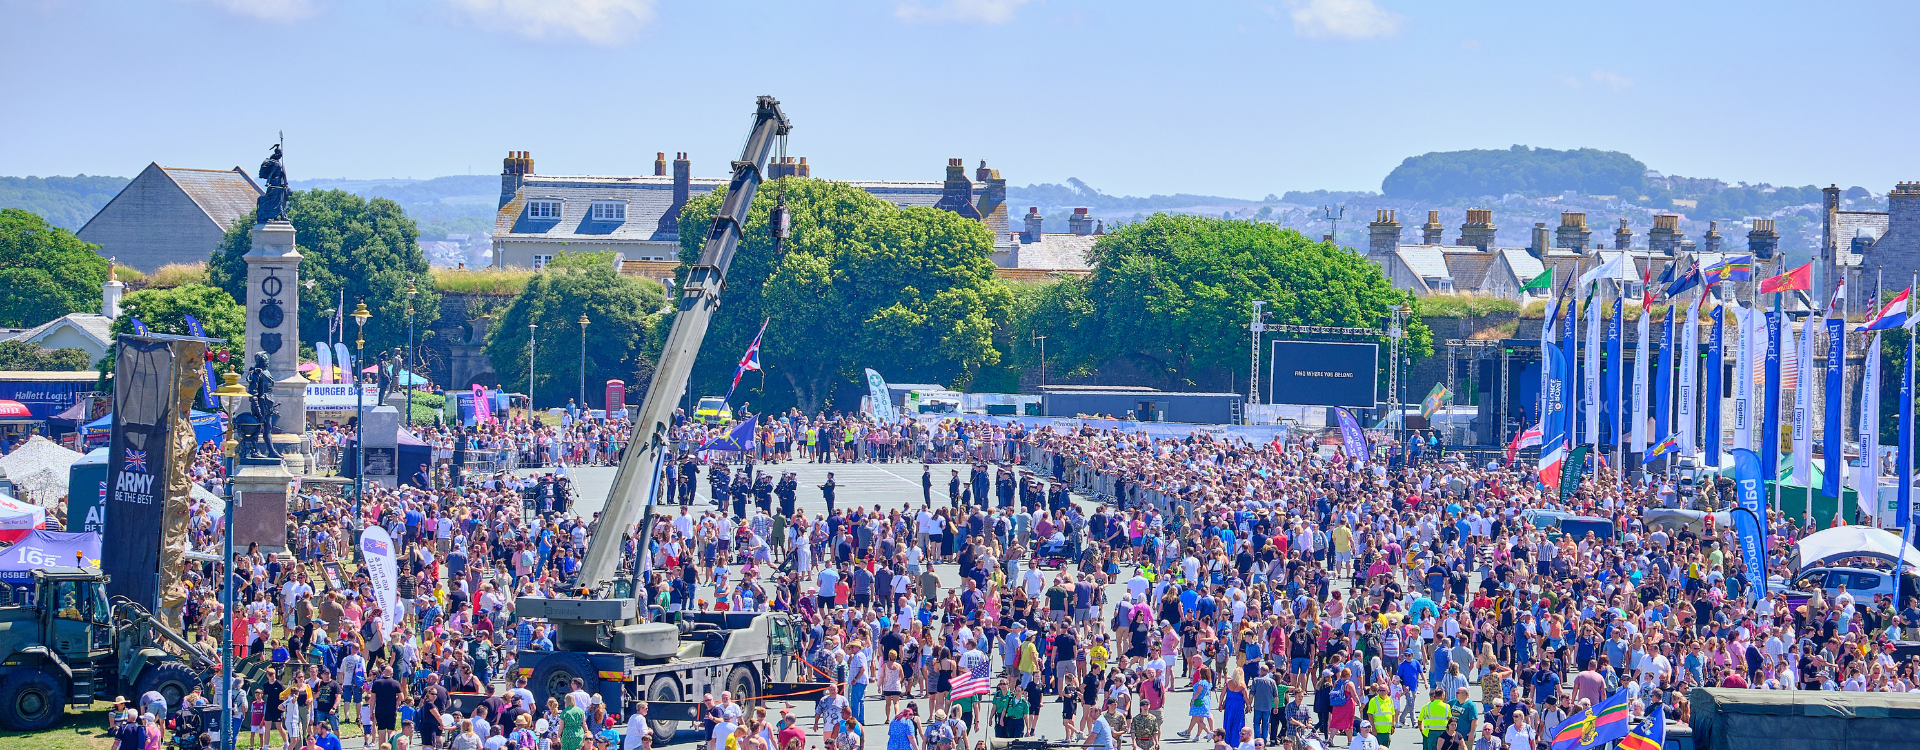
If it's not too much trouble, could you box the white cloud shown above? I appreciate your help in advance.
[894,0,1034,24]
[444,0,657,45]
[181,0,322,22]
[1286,0,1402,40]
[1591,69,1633,91]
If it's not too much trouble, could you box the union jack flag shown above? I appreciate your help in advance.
[123,449,148,473]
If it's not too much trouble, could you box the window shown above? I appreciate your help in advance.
[527,200,562,219]
[591,201,627,221]
[532,255,553,270]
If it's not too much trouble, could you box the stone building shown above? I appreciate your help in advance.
[77,163,262,272]
[1366,208,1599,298]
[1822,182,1920,303]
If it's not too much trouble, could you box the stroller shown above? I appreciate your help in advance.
[1033,532,1079,570]
[167,705,220,750]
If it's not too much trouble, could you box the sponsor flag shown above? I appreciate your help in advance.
[1420,383,1452,419]
[1763,311,1783,489]
[1642,433,1682,464]
[1632,301,1649,454]
[1860,331,1882,494]
[1758,261,1812,294]
[1679,287,1703,455]
[1655,305,1673,458]
[1705,305,1724,465]
[1537,345,1569,487]
[1826,286,1847,498]
[361,526,400,636]
[130,318,149,336]
[865,369,898,423]
[1585,289,1602,445]
[1558,444,1591,503]
[1619,706,1666,750]
[700,414,759,452]
[1335,407,1371,464]
[1548,690,1632,750]
[1732,448,1771,603]
[1521,268,1554,293]
[1861,286,1912,332]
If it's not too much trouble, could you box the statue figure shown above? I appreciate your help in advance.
[256,143,290,222]
[245,352,283,458]
[376,350,394,403]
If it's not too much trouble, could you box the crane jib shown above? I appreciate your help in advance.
[564,95,790,600]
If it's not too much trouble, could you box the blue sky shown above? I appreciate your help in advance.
[3,0,1915,197]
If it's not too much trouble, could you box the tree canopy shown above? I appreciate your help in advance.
[677,177,1012,413]
[0,341,93,371]
[1015,214,1427,390]
[1381,145,1647,202]
[0,208,112,328]
[484,258,668,409]
[209,190,441,357]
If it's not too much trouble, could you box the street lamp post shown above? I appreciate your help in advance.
[528,323,538,418]
[578,314,589,410]
[350,302,371,532]
[405,279,417,429]
[212,372,248,750]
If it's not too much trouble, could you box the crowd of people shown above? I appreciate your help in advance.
[141,399,1920,750]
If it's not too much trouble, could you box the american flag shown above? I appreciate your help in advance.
[123,449,148,473]
[949,670,991,700]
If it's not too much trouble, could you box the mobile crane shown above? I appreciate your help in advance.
[514,96,822,743]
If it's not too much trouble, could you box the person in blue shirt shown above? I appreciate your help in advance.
[314,722,343,750]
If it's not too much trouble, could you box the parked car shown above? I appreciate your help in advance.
[1774,565,1920,608]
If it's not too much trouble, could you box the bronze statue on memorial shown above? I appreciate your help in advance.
[241,352,283,459]
[257,143,290,222]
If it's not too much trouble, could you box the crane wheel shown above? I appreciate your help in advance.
[644,675,683,741]
[725,665,759,711]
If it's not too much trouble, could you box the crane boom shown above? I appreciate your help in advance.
[571,95,790,595]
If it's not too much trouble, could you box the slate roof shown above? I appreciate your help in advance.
[1009,233,1098,270]
[494,175,976,246]
[6,313,113,351]
[160,167,261,229]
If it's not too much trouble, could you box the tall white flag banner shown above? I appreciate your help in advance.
[1793,316,1817,483]
[864,368,898,424]
[1585,290,1603,446]
[1633,303,1650,453]
[1732,305,1752,452]
[333,343,354,385]
[315,342,334,385]
[1861,331,1883,490]
[360,526,400,636]
[1680,291,1703,454]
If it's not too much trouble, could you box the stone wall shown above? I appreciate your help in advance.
[423,291,512,389]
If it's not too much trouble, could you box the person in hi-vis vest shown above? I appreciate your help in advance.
[1418,689,1451,750]
[1365,684,1396,746]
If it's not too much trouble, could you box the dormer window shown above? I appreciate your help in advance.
[591,201,627,221]
[527,200,562,219]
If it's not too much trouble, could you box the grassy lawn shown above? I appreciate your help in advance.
[0,703,112,750]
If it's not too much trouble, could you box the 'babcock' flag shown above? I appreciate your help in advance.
[1618,705,1666,750]
[1548,689,1632,750]
[699,414,759,452]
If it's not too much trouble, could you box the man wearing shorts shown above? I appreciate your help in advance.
[368,666,404,747]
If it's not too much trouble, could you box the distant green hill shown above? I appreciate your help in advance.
[0,175,129,230]
[1382,145,1646,202]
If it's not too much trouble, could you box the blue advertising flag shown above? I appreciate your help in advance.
[1902,333,1914,528]
[699,414,759,452]
[1606,298,1623,447]
[1705,306,1724,467]
[1543,345,1568,448]
[1825,317,1844,498]
[1335,407,1371,463]
[1763,311,1782,485]
[1562,290,1578,442]
[1655,305,1673,455]
[1731,448,1771,603]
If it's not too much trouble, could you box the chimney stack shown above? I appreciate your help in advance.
[1613,218,1634,251]
[1023,207,1043,242]
[657,152,692,237]
[1747,219,1779,260]
[1702,221,1723,254]
[1367,209,1401,259]
[102,260,123,320]
[1068,208,1094,236]
[1555,212,1591,253]
[499,150,533,208]
[934,158,983,220]
[654,152,667,176]
[1530,222,1548,259]
[1648,214,1684,256]
[1422,210,1444,245]
[796,156,809,177]
[1458,208,1496,251]
[974,161,1008,237]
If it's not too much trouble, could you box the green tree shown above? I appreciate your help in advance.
[1381,145,1647,201]
[484,262,667,409]
[110,282,247,365]
[1027,214,1428,391]
[0,208,111,327]
[209,190,441,357]
[677,178,1013,413]
[0,340,93,371]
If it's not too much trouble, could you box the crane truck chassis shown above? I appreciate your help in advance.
[514,96,830,744]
